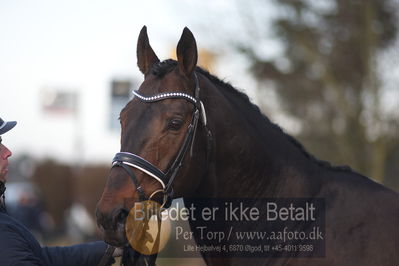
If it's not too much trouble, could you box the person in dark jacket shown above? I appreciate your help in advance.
[0,117,117,266]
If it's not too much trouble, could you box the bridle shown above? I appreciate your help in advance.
[111,73,212,208]
[99,73,212,266]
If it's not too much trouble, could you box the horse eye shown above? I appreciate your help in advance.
[168,118,184,131]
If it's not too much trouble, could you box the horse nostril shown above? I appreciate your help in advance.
[115,208,129,225]
[96,207,129,231]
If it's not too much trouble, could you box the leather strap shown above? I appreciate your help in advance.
[112,161,145,201]
[97,245,116,266]
[113,152,167,189]
[0,181,5,197]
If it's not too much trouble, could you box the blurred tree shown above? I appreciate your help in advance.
[32,160,109,234]
[236,0,399,184]
[32,160,74,231]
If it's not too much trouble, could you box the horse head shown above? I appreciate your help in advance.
[96,26,211,246]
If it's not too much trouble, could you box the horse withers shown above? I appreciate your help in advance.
[96,26,399,266]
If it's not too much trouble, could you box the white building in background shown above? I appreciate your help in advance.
[0,1,259,166]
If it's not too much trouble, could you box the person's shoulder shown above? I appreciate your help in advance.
[0,212,45,265]
[0,211,43,255]
[0,211,37,241]
[0,211,26,239]
[0,211,16,227]
[0,211,24,228]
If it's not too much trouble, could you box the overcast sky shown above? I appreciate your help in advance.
[0,0,265,164]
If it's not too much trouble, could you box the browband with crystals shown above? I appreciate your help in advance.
[132,90,197,105]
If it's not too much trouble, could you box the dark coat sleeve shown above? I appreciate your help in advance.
[41,241,109,266]
[0,212,111,266]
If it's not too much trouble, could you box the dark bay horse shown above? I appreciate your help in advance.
[96,26,399,266]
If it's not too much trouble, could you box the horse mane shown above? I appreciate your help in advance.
[150,59,354,173]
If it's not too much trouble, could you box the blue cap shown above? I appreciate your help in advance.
[0,118,17,135]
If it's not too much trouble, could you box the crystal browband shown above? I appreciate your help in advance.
[132,90,197,105]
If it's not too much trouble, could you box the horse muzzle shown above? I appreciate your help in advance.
[96,206,129,247]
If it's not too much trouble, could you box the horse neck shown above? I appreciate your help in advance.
[197,74,323,198]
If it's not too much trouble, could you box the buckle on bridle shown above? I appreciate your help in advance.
[148,189,169,209]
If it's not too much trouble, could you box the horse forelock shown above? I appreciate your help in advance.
[150,59,177,77]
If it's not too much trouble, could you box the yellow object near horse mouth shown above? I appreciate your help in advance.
[125,200,171,255]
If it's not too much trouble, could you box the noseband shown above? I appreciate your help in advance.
[111,73,211,208]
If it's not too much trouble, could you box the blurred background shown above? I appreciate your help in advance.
[1,0,399,264]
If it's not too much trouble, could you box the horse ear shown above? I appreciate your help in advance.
[137,26,160,75]
[176,27,198,76]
